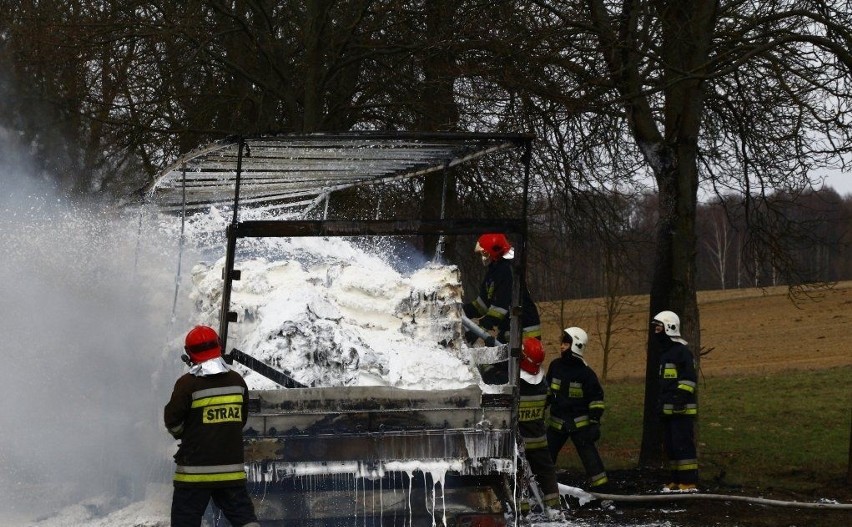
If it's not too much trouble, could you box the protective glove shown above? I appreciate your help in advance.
[671,391,687,413]
[575,423,600,444]
[483,336,496,347]
[587,422,601,442]
[479,316,500,334]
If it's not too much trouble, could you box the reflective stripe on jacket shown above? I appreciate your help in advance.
[164,370,249,488]
[658,342,698,416]
[545,355,605,432]
[518,372,549,450]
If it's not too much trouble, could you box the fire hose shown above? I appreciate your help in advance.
[560,484,852,510]
[461,315,503,345]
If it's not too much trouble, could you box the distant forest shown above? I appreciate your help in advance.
[523,187,852,302]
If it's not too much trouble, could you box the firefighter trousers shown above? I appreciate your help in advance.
[662,415,698,485]
[524,445,561,508]
[171,485,259,527]
[547,427,608,488]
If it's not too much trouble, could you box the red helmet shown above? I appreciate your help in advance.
[520,337,545,375]
[184,325,222,363]
[475,233,512,261]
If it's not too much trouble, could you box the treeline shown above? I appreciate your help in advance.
[2,1,850,299]
[524,187,852,302]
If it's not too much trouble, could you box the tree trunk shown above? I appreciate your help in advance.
[418,0,460,260]
[848,408,852,485]
[636,0,716,467]
[302,0,331,132]
[639,158,701,466]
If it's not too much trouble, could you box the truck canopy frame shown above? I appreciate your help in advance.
[150,131,539,526]
[150,131,535,378]
[149,131,533,216]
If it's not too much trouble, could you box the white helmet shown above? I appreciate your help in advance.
[562,327,588,359]
[652,310,685,341]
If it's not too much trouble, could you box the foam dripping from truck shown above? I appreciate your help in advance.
[244,433,514,483]
[250,461,459,523]
[245,459,514,527]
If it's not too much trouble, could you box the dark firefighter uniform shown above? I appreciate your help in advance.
[545,356,608,489]
[658,338,699,486]
[164,369,258,526]
[518,371,561,511]
[464,257,541,342]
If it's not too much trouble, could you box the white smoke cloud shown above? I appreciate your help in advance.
[0,137,191,523]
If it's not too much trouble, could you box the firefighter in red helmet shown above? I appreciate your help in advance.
[518,338,563,520]
[164,325,259,527]
[463,233,542,346]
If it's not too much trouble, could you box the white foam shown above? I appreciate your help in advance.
[189,235,479,390]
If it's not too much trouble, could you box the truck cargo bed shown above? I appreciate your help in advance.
[244,384,517,525]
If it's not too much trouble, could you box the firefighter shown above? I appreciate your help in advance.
[652,310,699,493]
[518,338,563,520]
[164,325,260,527]
[545,327,609,490]
[463,233,542,344]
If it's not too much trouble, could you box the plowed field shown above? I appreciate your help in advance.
[538,281,852,380]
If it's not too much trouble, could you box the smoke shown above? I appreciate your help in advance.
[0,139,192,521]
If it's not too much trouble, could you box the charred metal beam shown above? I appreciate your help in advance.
[244,429,514,464]
[233,219,524,238]
[228,348,305,388]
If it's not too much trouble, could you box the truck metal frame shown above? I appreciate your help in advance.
[151,132,535,526]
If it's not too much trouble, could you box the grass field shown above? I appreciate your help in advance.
[576,367,852,493]
[538,281,852,495]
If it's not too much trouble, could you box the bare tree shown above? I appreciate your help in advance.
[595,248,633,383]
[505,0,852,465]
[703,205,733,289]
[415,0,461,259]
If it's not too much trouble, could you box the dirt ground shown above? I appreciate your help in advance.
[537,281,852,526]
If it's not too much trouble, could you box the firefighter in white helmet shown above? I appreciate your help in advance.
[545,327,608,490]
[652,310,699,493]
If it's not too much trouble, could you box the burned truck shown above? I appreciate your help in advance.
[150,132,536,526]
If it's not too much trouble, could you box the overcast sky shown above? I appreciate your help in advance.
[820,170,851,196]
